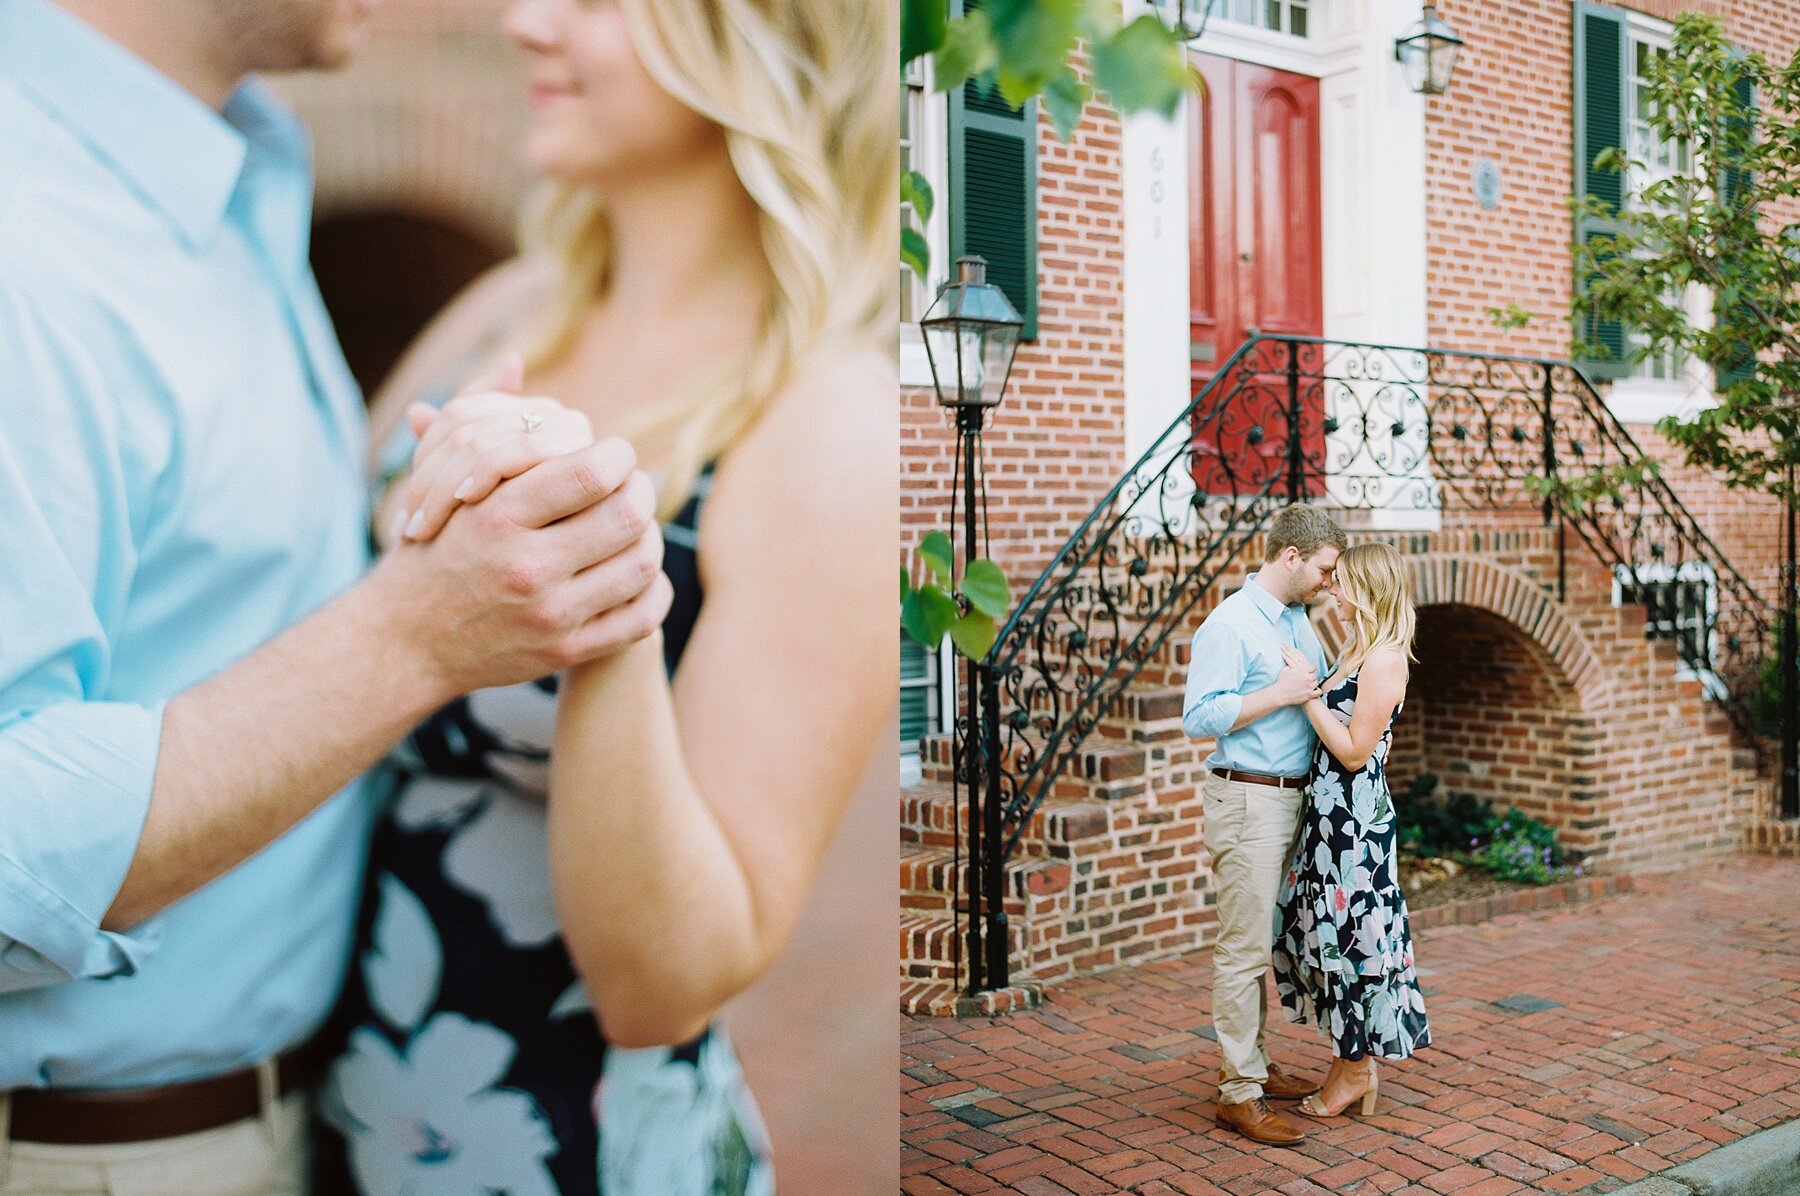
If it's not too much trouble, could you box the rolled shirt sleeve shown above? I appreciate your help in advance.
[1183,616,1247,740]
[0,282,162,990]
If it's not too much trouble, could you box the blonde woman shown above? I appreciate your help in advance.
[319,0,895,1192]
[1272,542,1431,1120]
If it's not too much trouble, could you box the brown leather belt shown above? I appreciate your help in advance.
[1214,767,1308,790]
[6,1033,335,1145]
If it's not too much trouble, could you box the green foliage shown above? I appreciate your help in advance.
[901,530,1014,660]
[1569,13,1800,508]
[1394,773,1495,857]
[1747,626,1797,738]
[1396,774,1579,886]
[1476,810,1576,885]
[1523,457,1662,514]
[902,0,1194,138]
[1487,303,1535,331]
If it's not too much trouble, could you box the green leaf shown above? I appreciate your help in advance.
[933,10,997,93]
[901,169,935,224]
[949,610,999,659]
[1093,15,1191,118]
[902,585,959,649]
[1041,67,1090,142]
[902,0,948,68]
[957,558,1011,619]
[902,225,931,285]
[987,0,1083,102]
[919,530,954,585]
[900,564,913,602]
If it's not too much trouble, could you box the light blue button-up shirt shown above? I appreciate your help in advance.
[0,0,375,1087]
[1182,574,1328,777]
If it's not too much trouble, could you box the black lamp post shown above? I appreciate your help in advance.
[1394,3,1464,96]
[922,255,1023,996]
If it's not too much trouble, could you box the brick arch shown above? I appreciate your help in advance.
[1314,553,1604,707]
[305,100,530,251]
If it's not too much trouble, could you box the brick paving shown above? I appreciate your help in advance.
[901,857,1800,1195]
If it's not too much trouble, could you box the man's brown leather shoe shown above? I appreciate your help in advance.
[1263,1062,1322,1101]
[1215,1097,1307,1145]
[1215,1064,1321,1101]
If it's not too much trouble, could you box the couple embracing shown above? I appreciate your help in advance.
[1183,507,1433,1146]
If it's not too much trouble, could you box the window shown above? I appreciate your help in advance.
[1206,0,1310,38]
[1621,19,1692,386]
[1613,561,1724,693]
[901,634,955,774]
[902,56,931,326]
[1573,4,1714,420]
[900,53,950,387]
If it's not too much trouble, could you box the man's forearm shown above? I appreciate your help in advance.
[1229,682,1296,733]
[104,571,450,930]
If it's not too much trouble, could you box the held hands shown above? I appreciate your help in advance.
[1276,645,1324,705]
[373,354,670,698]
[395,353,597,544]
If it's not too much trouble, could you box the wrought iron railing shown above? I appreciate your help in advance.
[954,335,1780,992]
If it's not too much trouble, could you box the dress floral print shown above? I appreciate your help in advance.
[320,380,772,1196]
[1273,669,1431,1061]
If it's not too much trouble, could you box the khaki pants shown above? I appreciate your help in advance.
[0,1064,308,1196]
[1203,772,1304,1105]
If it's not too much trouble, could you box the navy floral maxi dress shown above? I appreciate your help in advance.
[1272,669,1431,1061]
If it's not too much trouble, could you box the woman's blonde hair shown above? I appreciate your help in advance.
[514,0,897,517]
[1335,542,1416,674]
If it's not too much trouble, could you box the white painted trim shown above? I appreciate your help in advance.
[1188,14,1336,77]
[1317,0,1434,531]
[900,331,936,390]
[1605,376,1700,425]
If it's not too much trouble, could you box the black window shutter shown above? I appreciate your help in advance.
[1573,2,1630,380]
[948,0,1039,340]
[1716,71,1758,389]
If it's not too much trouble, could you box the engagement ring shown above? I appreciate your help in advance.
[522,413,543,433]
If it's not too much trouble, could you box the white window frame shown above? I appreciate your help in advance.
[1611,560,1725,697]
[1607,12,1718,424]
[1199,0,1314,42]
[900,634,957,780]
[901,55,950,390]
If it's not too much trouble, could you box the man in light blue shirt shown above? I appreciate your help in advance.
[1183,505,1345,1144]
[0,0,668,1183]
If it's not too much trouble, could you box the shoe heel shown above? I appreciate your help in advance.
[1360,1066,1379,1116]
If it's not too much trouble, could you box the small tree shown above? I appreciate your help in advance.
[1571,13,1798,811]
[1572,13,1800,505]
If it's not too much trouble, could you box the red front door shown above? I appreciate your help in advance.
[1188,54,1324,498]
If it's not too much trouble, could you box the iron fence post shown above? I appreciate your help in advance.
[957,409,987,994]
[1286,339,1304,502]
[982,659,1009,986]
[1784,465,1797,818]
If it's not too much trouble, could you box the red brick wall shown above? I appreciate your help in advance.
[1424,0,1792,592]
[901,69,1129,584]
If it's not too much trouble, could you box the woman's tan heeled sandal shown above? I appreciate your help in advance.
[1298,1062,1378,1117]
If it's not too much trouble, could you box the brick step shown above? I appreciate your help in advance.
[915,733,1150,800]
[898,912,1019,983]
[899,782,1113,853]
[901,977,1042,1018]
[899,846,1071,917]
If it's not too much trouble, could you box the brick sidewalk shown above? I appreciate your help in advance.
[901,857,1800,1195]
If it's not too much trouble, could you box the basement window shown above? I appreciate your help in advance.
[901,633,955,781]
[1612,561,1725,696]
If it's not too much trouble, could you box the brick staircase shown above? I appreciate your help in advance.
[900,526,1780,1016]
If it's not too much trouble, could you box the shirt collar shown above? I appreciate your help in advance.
[1242,573,1297,624]
[0,0,301,250]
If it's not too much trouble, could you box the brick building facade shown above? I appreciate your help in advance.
[901,0,1797,1013]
